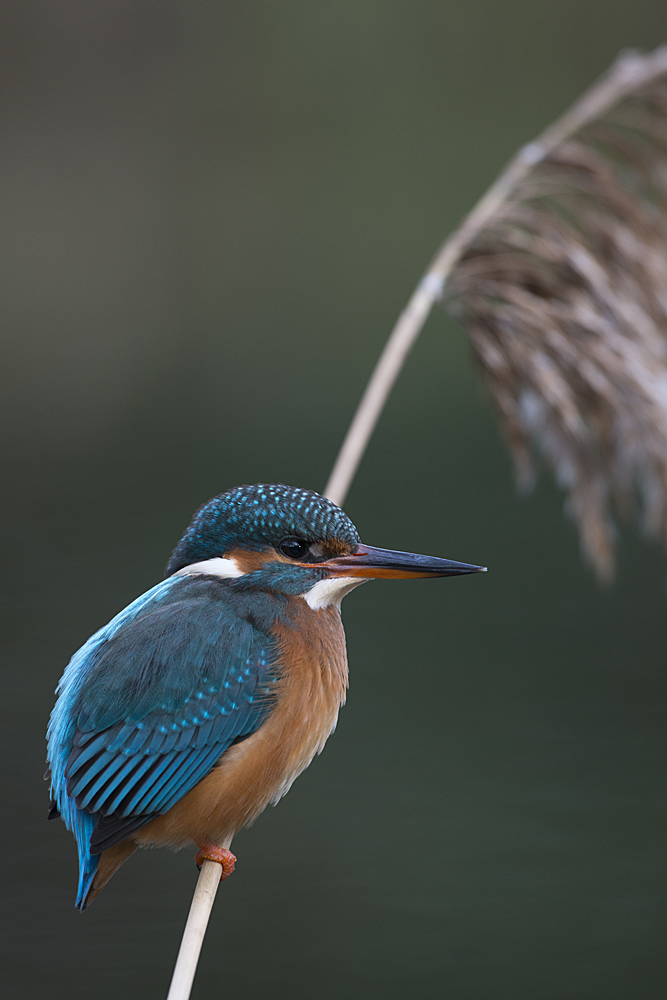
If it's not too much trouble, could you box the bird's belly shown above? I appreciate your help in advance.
[135,604,348,850]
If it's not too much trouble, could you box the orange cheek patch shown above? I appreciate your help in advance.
[325,537,357,557]
[224,547,296,574]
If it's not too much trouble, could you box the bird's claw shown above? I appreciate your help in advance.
[194,843,236,881]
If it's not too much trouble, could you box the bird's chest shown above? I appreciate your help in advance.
[134,600,350,848]
[267,601,349,782]
[195,601,348,834]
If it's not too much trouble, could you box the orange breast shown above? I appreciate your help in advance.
[135,600,348,851]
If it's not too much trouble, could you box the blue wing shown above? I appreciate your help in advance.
[47,574,278,908]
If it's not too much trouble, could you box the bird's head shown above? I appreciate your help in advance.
[165,484,484,608]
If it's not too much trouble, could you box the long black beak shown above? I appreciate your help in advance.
[321,543,486,580]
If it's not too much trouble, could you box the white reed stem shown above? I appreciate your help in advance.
[166,860,223,1000]
[164,44,667,1000]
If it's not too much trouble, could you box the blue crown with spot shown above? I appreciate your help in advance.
[165,484,360,575]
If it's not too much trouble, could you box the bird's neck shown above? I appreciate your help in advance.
[272,599,349,710]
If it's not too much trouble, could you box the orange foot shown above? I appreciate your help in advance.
[194,842,237,881]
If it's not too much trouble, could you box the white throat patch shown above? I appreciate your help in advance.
[303,576,366,610]
[177,556,245,579]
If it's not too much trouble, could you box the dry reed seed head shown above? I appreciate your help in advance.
[444,65,667,580]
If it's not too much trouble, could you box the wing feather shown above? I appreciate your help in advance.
[77,755,128,810]
[58,575,278,854]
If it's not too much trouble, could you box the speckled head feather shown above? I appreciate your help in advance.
[165,484,361,575]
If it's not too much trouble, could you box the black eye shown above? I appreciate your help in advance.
[279,538,309,560]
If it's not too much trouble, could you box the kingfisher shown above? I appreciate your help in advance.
[46,484,484,909]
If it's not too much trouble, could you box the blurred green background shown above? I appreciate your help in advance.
[2,3,666,998]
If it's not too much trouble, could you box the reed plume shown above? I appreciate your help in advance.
[326,45,667,580]
[175,48,667,1000]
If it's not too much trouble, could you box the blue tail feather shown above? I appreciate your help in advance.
[72,809,99,910]
[76,863,99,911]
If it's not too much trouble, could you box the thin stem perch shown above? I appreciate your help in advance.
[165,43,667,1000]
[166,860,223,1000]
